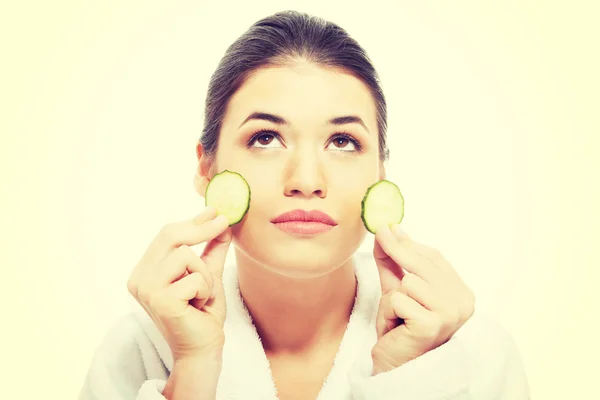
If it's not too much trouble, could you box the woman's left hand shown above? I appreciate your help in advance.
[371,224,475,375]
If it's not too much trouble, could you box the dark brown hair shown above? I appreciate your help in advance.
[200,10,389,164]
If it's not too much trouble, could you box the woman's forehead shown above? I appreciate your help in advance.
[225,64,378,128]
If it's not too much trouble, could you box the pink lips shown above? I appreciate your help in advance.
[271,209,337,235]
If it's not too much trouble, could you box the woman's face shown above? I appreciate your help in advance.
[198,62,385,278]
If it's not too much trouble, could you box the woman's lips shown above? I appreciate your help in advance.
[272,221,335,235]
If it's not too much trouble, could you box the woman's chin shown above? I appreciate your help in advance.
[258,247,356,279]
[231,223,365,278]
[263,262,342,279]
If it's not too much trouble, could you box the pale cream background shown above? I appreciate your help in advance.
[2,1,598,399]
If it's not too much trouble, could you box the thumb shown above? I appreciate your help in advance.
[374,236,404,295]
[376,291,395,339]
[194,228,232,317]
[200,227,232,279]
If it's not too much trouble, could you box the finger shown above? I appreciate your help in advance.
[401,273,446,313]
[132,207,221,277]
[374,223,437,283]
[164,272,211,312]
[390,225,454,272]
[389,223,410,240]
[193,206,218,225]
[150,212,230,263]
[375,291,403,338]
[184,254,216,300]
[136,273,207,319]
[410,243,454,273]
[385,290,430,324]
[374,238,405,289]
[201,227,233,278]
[168,272,210,301]
[153,245,215,298]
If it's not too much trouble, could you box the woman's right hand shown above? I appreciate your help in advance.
[127,206,232,363]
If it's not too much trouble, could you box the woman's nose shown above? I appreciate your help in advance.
[282,149,328,199]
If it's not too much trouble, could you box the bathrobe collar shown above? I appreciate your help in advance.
[134,251,381,399]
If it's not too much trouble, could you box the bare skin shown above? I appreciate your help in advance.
[238,254,356,399]
[194,60,385,398]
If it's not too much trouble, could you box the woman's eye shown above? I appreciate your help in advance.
[249,133,284,148]
[327,136,359,152]
[248,132,361,152]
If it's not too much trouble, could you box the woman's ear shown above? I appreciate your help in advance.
[194,143,213,197]
[194,173,210,197]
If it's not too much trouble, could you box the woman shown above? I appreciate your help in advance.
[79,10,530,400]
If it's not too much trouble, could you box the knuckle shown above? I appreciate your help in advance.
[426,328,440,341]
[195,274,209,296]
[467,301,475,317]
[173,244,191,259]
[158,223,178,245]
[371,344,383,360]
[463,297,476,320]
[383,292,395,312]
[457,289,476,319]
[430,248,442,257]
[177,245,202,269]
[400,274,418,292]
[371,343,394,365]
[426,247,443,261]
[181,245,198,261]
[188,271,202,284]
[467,288,476,304]
[126,279,137,296]
[396,284,408,296]
[145,292,163,311]
[168,246,193,269]
[425,314,443,337]
[402,273,417,286]
[190,271,203,283]
[446,309,461,327]
[137,287,152,304]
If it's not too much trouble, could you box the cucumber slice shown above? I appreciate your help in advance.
[361,180,404,234]
[205,170,251,226]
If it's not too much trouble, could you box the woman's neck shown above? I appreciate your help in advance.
[234,249,358,356]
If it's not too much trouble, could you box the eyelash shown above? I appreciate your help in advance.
[246,129,363,152]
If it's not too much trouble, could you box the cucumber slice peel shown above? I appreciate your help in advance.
[205,170,251,226]
[361,180,404,234]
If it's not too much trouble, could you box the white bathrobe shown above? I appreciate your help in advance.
[78,251,530,399]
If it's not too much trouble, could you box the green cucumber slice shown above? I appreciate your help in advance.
[360,180,404,234]
[205,170,251,226]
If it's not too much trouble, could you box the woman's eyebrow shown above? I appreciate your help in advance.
[239,112,287,128]
[238,112,369,134]
[329,115,370,134]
